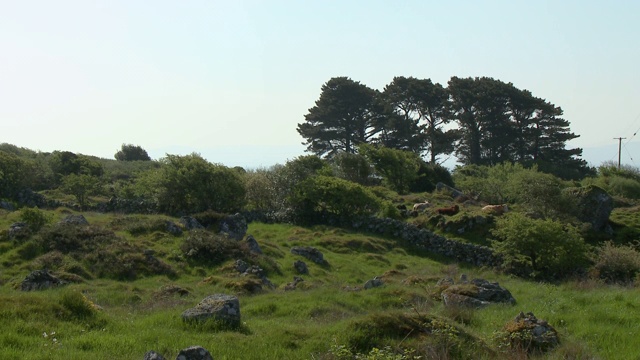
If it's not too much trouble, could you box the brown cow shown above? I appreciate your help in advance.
[482,204,509,215]
[436,204,459,216]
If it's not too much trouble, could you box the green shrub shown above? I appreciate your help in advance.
[124,217,171,236]
[290,175,381,222]
[192,210,227,228]
[59,290,98,319]
[37,224,117,254]
[607,176,640,199]
[18,207,52,232]
[85,241,176,280]
[491,213,590,279]
[591,241,640,284]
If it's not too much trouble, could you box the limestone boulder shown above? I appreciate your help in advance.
[219,213,247,240]
[182,294,240,327]
[291,246,327,265]
[175,346,214,360]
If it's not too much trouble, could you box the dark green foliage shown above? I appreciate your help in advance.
[114,143,151,161]
[380,76,455,163]
[409,162,453,193]
[297,77,382,157]
[330,151,373,185]
[359,144,421,195]
[181,230,247,266]
[290,175,381,221]
[0,150,38,199]
[18,207,52,233]
[49,151,104,179]
[492,213,589,279]
[59,290,98,319]
[61,174,102,209]
[591,241,640,284]
[122,217,173,236]
[137,153,246,215]
[346,312,426,351]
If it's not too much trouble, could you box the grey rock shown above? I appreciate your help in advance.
[290,246,327,265]
[165,221,183,236]
[0,201,15,211]
[509,312,559,352]
[175,346,214,360]
[182,294,240,327]
[364,276,383,290]
[293,260,308,274]
[21,269,67,291]
[284,276,304,291]
[219,213,247,240]
[245,234,262,254]
[59,214,89,226]
[143,350,166,360]
[180,216,204,230]
[563,185,613,232]
[235,259,249,274]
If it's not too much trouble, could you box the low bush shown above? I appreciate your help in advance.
[591,241,640,284]
[18,207,52,233]
[180,230,247,266]
[37,224,117,254]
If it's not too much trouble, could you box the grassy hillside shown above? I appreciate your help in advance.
[1,209,639,359]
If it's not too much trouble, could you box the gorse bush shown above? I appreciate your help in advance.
[491,213,589,280]
[19,207,52,233]
[591,241,640,284]
[290,175,381,222]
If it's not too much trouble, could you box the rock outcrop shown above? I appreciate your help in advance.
[182,294,241,327]
[502,312,559,352]
[440,277,515,308]
[219,213,247,240]
[175,346,214,360]
[244,234,262,254]
[21,269,67,291]
[293,260,308,274]
[290,246,327,265]
[58,214,89,226]
[563,185,613,232]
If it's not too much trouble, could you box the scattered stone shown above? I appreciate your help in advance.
[244,234,262,254]
[440,277,515,308]
[175,346,214,360]
[8,222,30,239]
[219,213,247,240]
[284,276,304,291]
[293,260,308,274]
[181,294,241,327]
[143,350,166,360]
[364,276,383,290]
[234,259,249,274]
[58,214,89,226]
[165,221,183,236]
[290,246,327,265]
[21,269,67,291]
[180,216,204,230]
[436,277,454,286]
[503,312,559,352]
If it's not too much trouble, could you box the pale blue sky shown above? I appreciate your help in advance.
[1,1,639,169]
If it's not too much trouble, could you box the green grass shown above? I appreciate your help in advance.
[1,211,640,359]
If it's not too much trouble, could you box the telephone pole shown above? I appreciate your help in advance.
[614,137,626,170]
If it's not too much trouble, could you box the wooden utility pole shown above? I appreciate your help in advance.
[614,137,626,170]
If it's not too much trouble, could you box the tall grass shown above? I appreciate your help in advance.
[0,215,639,358]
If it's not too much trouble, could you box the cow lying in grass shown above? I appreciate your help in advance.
[436,204,460,216]
[482,204,509,215]
[412,201,431,211]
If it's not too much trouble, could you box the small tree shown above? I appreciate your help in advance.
[136,153,245,215]
[61,174,101,209]
[359,144,420,194]
[491,212,589,279]
[114,144,151,161]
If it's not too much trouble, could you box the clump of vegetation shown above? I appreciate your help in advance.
[180,230,247,266]
[18,207,52,233]
[491,213,590,279]
[590,241,640,284]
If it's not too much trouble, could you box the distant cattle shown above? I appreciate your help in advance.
[436,204,460,216]
[482,204,509,216]
[413,201,431,211]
